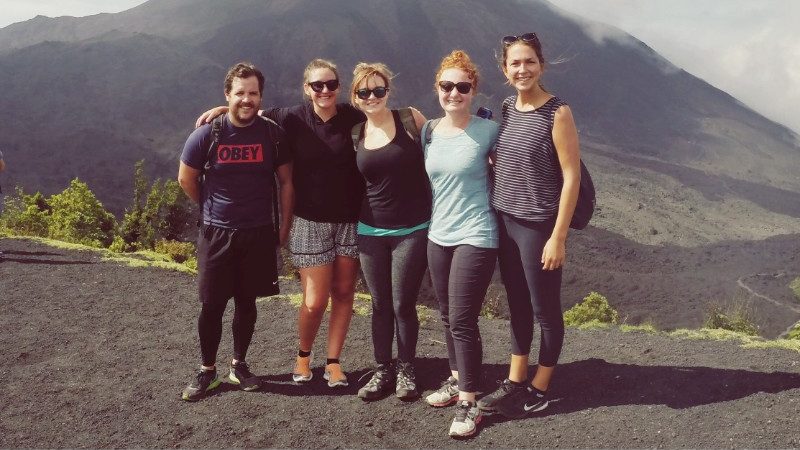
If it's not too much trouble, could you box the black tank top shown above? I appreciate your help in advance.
[356,109,432,229]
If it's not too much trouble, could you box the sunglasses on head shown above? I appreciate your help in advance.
[355,86,389,100]
[307,79,340,93]
[438,81,473,94]
[502,32,539,46]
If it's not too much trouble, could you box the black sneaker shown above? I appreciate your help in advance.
[357,363,395,401]
[477,378,527,413]
[229,361,261,391]
[495,386,549,419]
[395,361,419,400]
[181,368,221,401]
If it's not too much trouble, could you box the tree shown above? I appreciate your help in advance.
[47,178,117,247]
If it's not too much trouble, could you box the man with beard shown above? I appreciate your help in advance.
[178,62,294,401]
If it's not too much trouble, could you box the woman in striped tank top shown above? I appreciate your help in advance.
[477,33,582,419]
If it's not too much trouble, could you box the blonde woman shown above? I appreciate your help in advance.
[349,62,429,401]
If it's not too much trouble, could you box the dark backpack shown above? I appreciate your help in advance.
[203,115,284,235]
[351,107,421,150]
[500,99,596,230]
[569,160,595,230]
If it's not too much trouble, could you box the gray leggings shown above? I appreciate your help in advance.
[358,228,428,364]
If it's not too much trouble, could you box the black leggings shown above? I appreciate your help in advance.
[196,225,274,366]
[427,241,497,393]
[198,297,257,366]
[358,229,428,364]
[497,212,564,367]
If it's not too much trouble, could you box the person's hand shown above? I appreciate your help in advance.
[541,236,566,270]
[195,106,229,128]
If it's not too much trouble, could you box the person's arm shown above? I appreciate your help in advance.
[275,162,294,247]
[0,158,5,172]
[195,106,229,128]
[541,105,581,271]
[177,162,202,204]
[410,106,427,131]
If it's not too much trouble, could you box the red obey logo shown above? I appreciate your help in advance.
[216,144,263,163]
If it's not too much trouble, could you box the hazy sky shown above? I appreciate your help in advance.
[553,0,800,134]
[0,0,797,134]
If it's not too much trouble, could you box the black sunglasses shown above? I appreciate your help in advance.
[355,86,389,100]
[502,33,539,46]
[438,81,473,94]
[307,79,340,93]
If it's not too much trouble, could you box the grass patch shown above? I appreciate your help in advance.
[619,323,658,334]
[417,304,434,326]
[4,234,110,254]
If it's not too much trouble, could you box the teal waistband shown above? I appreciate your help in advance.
[357,221,430,237]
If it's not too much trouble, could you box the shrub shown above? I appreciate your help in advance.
[564,291,619,326]
[786,323,800,340]
[119,161,196,251]
[790,277,800,302]
[47,179,116,247]
[703,304,759,336]
[154,239,196,263]
[1,188,51,236]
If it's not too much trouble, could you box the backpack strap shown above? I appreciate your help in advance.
[423,118,442,147]
[351,122,366,151]
[259,115,284,236]
[398,107,421,146]
[203,116,224,171]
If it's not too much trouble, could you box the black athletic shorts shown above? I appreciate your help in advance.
[197,224,279,305]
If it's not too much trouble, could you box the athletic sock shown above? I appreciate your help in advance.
[298,350,311,358]
[326,358,340,365]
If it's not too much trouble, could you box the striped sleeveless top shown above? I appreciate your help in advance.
[491,95,566,222]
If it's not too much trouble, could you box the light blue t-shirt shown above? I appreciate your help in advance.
[423,116,500,248]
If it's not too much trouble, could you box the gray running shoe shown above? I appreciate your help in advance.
[357,363,394,401]
[395,362,419,400]
[229,361,261,391]
[425,376,459,407]
[181,368,221,402]
[448,400,482,438]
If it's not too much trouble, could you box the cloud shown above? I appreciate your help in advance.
[551,0,800,133]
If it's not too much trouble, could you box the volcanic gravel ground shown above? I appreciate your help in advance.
[1,237,799,448]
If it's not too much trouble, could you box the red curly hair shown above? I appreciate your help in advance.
[434,50,480,91]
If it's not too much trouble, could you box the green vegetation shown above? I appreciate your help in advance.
[619,323,658,334]
[1,160,196,270]
[790,277,800,302]
[564,291,619,326]
[703,304,759,336]
[787,322,800,340]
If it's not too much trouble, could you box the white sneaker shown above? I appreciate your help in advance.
[425,376,459,407]
[448,400,482,438]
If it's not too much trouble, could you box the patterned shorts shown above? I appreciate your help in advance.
[288,216,359,268]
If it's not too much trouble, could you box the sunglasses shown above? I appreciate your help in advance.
[502,32,539,46]
[307,79,340,93]
[438,81,473,94]
[355,86,389,100]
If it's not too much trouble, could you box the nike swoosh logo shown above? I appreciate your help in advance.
[523,400,548,412]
